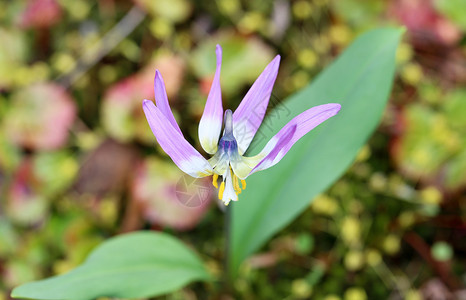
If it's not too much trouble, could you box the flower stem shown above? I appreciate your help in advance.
[223,203,232,292]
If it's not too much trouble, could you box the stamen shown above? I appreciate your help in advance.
[218,181,225,200]
[212,174,219,188]
[220,168,238,205]
[241,179,246,189]
[233,173,241,194]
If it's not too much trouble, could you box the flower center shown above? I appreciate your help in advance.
[209,109,247,205]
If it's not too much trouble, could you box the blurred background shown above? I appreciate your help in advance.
[0,0,465,299]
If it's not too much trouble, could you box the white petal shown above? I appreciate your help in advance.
[199,117,222,154]
[199,45,223,154]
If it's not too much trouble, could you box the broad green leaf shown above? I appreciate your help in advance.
[12,231,211,300]
[230,28,403,277]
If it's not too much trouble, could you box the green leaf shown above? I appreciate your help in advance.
[230,28,403,277]
[12,231,211,300]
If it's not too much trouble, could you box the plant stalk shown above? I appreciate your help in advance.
[223,203,232,293]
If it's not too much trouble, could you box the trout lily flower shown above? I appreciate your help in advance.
[143,45,341,205]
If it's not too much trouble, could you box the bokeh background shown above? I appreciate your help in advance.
[1,0,465,299]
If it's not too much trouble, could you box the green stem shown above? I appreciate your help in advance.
[223,203,232,292]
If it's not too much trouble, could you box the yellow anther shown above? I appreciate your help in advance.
[212,174,219,188]
[218,182,225,200]
[233,174,241,194]
[241,180,246,189]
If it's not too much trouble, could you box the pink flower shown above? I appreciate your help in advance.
[143,45,341,205]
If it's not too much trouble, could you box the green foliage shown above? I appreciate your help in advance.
[137,0,192,23]
[230,28,403,277]
[393,89,466,190]
[12,232,211,300]
[1,0,465,298]
[434,0,466,30]
[431,241,454,262]
[190,33,275,97]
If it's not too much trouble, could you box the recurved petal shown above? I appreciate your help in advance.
[199,44,224,154]
[232,55,281,155]
[248,103,341,176]
[143,99,213,178]
[154,70,183,135]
